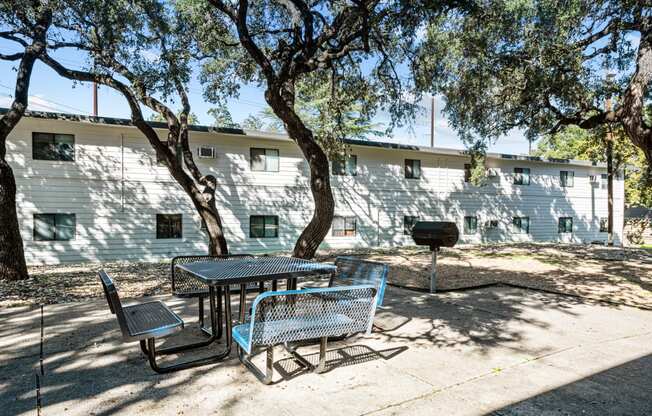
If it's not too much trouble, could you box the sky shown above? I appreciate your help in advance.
[0,40,534,155]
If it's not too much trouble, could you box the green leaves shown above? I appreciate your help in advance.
[416,0,640,147]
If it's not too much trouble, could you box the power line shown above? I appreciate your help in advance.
[0,84,89,115]
[0,93,74,114]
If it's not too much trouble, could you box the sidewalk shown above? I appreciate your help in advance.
[1,285,650,415]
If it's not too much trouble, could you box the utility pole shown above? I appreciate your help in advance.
[430,95,435,147]
[92,82,98,117]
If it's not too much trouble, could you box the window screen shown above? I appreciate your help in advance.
[156,214,183,239]
[333,216,356,236]
[250,148,279,172]
[34,214,76,241]
[250,215,279,238]
[464,216,478,234]
[560,171,574,187]
[558,217,573,233]
[32,133,75,161]
[514,167,530,185]
[405,159,421,179]
[512,216,530,234]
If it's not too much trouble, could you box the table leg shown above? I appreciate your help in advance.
[239,284,247,322]
[222,286,233,350]
[146,285,232,372]
[154,285,222,355]
[287,278,298,290]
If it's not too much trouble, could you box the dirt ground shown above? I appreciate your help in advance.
[318,243,652,310]
[1,243,651,309]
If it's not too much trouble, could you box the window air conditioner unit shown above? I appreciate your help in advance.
[198,146,216,159]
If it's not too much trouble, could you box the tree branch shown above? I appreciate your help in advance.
[0,52,24,61]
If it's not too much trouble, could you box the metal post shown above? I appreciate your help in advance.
[430,95,435,147]
[430,249,438,293]
[92,82,98,116]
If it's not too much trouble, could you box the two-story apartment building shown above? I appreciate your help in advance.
[5,110,624,264]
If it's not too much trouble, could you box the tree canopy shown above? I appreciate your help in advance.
[416,0,652,180]
[181,0,444,258]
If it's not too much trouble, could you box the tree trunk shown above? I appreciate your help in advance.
[620,26,652,183]
[0,160,28,280]
[194,196,229,256]
[264,88,335,259]
[132,120,230,257]
[292,138,335,259]
[0,12,50,280]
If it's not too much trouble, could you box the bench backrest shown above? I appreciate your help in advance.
[98,270,130,339]
[171,254,254,296]
[330,257,389,306]
[242,285,377,353]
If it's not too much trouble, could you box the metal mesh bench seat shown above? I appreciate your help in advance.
[100,270,227,373]
[234,285,378,384]
[122,302,184,340]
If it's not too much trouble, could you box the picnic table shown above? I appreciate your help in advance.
[173,256,337,366]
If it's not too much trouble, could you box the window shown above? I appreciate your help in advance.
[32,132,74,161]
[560,171,574,188]
[156,214,182,239]
[250,215,279,238]
[333,216,356,237]
[332,155,357,176]
[513,167,530,185]
[600,217,608,233]
[33,214,76,241]
[512,216,530,234]
[464,164,472,182]
[601,173,608,190]
[464,216,478,234]
[559,217,573,234]
[250,148,280,172]
[403,216,419,235]
[405,159,421,179]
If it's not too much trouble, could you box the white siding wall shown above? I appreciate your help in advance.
[7,117,625,264]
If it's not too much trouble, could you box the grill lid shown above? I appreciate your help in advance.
[411,221,459,249]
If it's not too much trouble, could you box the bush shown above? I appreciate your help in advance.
[625,218,651,245]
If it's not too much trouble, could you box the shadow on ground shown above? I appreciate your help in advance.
[490,353,652,416]
[2,278,644,415]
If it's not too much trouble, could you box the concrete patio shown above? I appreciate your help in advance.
[1,284,651,415]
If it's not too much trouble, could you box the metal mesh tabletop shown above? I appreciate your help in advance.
[175,256,337,285]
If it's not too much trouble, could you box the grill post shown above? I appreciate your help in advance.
[410,221,459,294]
[431,249,438,293]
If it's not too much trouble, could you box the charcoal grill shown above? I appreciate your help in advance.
[410,221,459,292]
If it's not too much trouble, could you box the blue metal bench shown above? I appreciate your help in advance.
[329,257,389,307]
[232,285,378,384]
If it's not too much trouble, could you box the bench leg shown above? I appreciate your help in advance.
[285,337,328,373]
[145,338,224,374]
[198,296,204,328]
[238,346,274,385]
[316,337,328,373]
[140,340,149,356]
